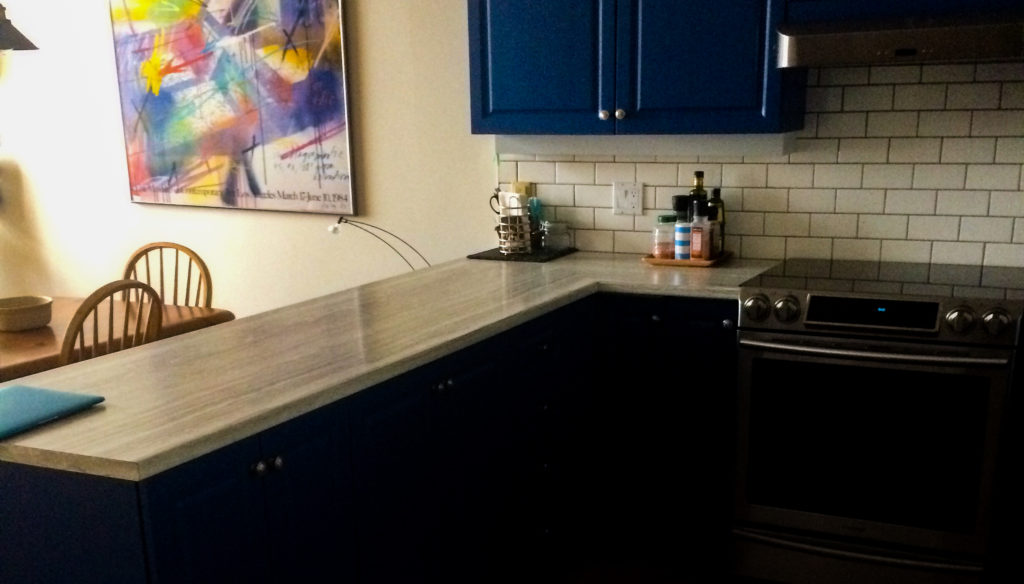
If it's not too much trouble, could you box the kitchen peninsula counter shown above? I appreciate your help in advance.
[0,252,775,481]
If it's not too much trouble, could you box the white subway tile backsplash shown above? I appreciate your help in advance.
[806,87,843,112]
[921,64,975,83]
[499,66,1024,266]
[744,236,787,259]
[932,242,985,264]
[941,138,996,163]
[768,164,814,188]
[990,192,1024,216]
[894,84,946,110]
[833,238,881,260]
[836,189,886,213]
[984,243,1024,267]
[723,164,767,187]
[1003,83,1024,109]
[594,163,636,184]
[995,138,1024,163]
[838,138,889,163]
[765,213,810,236]
[972,111,1024,136]
[885,190,936,214]
[976,63,1024,82]
[810,213,857,237]
[889,138,942,163]
[947,83,1001,110]
[866,112,918,136]
[918,111,971,136]
[556,162,595,184]
[912,164,966,189]
[814,164,862,188]
[635,163,678,186]
[858,215,908,239]
[936,190,989,216]
[789,189,836,212]
[789,138,839,163]
[871,66,921,84]
[862,164,914,189]
[786,237,833,258]
[819,67,870,86]
[742,188,790,212]
[965,164,1021,190]
[881,240,933,262]
[844,85,894,111]
[960,217,1014,242]
[575,185,611,208]
[908,215,960,241]
[517,161,556,183]
[818,112,867,137]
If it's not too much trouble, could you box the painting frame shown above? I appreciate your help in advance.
[108,0,356,216]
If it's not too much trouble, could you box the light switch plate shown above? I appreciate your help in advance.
[613,182,643,215]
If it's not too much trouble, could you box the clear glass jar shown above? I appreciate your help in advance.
[541,221,572,251]
[652,214,676,259]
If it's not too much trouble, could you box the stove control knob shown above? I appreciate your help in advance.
[982,309,1012,336]
[945,307,976,334]
[773,295,801,323]
[742,294,771,321]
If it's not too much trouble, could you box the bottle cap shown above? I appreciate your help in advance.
[672,194,690,213]
[695,170,704,178]
[657,214,677,223]
[692,198,708,218]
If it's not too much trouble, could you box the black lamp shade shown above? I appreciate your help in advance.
[0,4,37,51]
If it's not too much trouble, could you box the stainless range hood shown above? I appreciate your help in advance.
[778,14,1024,68]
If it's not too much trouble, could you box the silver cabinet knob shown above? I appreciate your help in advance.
[251,460,268,477]
[272,455,285,471]
[614,108,626,120]
[598,110,611,120]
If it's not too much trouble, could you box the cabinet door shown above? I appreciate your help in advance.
[260,402,353,583]
[140,437,270,584]
[616,0,803,133]
[468,0,616,134]
[586,293,738,578]
[349,370,433,584]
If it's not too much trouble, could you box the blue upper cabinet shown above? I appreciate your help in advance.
[468,0,806,135]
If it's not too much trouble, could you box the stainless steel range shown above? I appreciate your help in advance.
[732,259,1024,584]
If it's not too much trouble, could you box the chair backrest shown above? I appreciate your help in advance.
[59,280,164,366]
[123,242,213,307]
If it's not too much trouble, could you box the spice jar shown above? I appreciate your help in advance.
[652,214,676,259]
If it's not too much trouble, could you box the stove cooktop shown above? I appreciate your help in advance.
[738,259,1024,346]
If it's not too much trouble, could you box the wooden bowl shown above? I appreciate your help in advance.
[0,296,53,332]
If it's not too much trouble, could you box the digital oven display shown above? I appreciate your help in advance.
[805,295,940,331]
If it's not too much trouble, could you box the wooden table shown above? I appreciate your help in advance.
[0,297,235,382]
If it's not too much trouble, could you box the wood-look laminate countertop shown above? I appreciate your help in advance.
[0,252,776,481]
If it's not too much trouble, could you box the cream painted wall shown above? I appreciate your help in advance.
[0,0,497,317]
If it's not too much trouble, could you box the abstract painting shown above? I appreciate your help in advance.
[108,0,354,215]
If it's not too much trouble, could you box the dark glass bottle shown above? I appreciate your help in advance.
[709,187,725,253]
[689,171,708,201]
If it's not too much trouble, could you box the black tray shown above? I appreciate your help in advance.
[467,247,577,263]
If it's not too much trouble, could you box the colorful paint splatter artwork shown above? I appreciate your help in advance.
[108,0,354,214]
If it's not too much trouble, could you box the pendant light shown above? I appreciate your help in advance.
[0,4,36,50]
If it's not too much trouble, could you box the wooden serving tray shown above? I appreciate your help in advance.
[641,250,731,268]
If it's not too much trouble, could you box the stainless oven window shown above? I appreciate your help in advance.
[735,333,1012,557]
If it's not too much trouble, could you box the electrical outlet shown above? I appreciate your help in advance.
[612,182,643,215]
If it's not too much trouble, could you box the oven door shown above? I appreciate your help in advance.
[735,330,1013,565]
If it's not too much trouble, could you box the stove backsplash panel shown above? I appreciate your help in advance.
[498,63,1024,267]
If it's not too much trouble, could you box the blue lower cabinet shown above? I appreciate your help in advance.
[139,403,353,584]
[469,0,805,135]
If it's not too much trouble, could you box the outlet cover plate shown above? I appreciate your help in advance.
[613,182,643,215]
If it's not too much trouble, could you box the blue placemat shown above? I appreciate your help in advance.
[0,385,104,440]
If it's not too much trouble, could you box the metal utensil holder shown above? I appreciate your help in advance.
[495,214,532,254]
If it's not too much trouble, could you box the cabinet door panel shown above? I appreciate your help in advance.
[140,437,269,584]
[616,0,791,133]
[469,0,616,133]
[261,403,353,583]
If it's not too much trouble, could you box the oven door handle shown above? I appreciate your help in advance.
[739,338,1010,367]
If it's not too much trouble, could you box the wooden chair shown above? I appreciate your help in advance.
[59,280,164,366]
[124,242,213,307]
